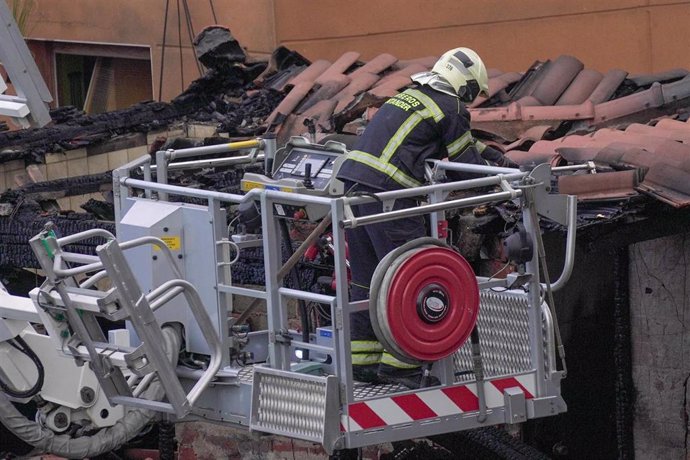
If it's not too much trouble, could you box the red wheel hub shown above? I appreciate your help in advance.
[384,247,479,361]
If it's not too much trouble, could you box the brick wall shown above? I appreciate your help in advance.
[176,422,390,460]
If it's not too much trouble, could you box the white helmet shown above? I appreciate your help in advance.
[413,47,489,103]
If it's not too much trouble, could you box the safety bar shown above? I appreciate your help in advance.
[57,228,115,246]
[80,270,108,289]
[433,160,596,176]
[277,287,337,356]
[148,286,184,311]
[143,278,223,407]
[345,172,526,206]
[342,190,520,228]
[432,161,522,176]
[165,139,265,161]
[119,236,184,279]
[155,137,275,201]
[278,287,336,305]
[75,238,184,289]
[149,153,265,172]
[53,257,103,277]
[122,177,248,204]
[51,234,184,281]
[543,194,577,292]
[121,177,336,210]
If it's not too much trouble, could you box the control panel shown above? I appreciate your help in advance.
[241,136,348,197]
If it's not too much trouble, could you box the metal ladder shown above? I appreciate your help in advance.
[0,0,52,128]
[29,226,222,417]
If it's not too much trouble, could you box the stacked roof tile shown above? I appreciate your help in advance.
[266,53,690,138]
[262,51,690,210]
[505,118,690,207]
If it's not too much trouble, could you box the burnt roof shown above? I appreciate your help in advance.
[3,41,690,220]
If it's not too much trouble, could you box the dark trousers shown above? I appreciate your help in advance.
[345,185,426,342]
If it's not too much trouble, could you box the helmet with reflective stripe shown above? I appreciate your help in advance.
[430,47,489,103]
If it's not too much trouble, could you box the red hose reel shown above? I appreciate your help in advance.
[369,238,479,364]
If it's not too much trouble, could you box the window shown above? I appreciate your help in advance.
[52,44,152,114]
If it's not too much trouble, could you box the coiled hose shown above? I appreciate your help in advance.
[0,326,181,459]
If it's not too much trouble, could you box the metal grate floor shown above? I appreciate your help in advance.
[238,365,411,399]
[353,381,409,399]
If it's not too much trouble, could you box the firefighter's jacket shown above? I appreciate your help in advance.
[337,84,490,191]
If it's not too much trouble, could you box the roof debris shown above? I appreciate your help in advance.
[2,32,690,270]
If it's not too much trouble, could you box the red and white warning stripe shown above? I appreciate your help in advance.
[341,373,535,432]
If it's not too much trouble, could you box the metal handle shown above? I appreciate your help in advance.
[341,190,521,229]
[144,279,223,407]
[542,195,577,292]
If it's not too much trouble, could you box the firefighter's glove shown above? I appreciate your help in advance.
[495,155,519,169]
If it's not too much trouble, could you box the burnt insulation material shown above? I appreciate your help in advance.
[230,245,321,288]
[429,426,551,459]
[215,89,284,136]
[8,172,112,198]
[0,58,275,163]
[0,206,115,269]
[80,199,115,221]
[0,102,183,163]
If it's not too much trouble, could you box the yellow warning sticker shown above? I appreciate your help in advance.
[154,236,181,251]
[241,180,264,191]
[241,180,293,193]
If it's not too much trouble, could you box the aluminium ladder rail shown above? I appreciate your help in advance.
[28,228,222,417]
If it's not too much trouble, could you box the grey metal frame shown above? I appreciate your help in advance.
[17,139,581,452]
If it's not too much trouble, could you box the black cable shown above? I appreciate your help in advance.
[181,0,203,76]
[279,219,311,360]
[176,0,184,93]
[158,0,170,102]
[209,0,218,23]
[0,336,44,399]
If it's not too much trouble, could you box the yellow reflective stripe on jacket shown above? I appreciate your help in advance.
[447,131,473,159]
[406,89,444,122]
[352,353,382,366]
[347,150,422,188]
[379,111,425,164]
[351,340,384,353]
[475,140,487,153]
[381,352,420,369]
[380,89,445,164]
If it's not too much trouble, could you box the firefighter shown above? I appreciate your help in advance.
[337,47,515,388]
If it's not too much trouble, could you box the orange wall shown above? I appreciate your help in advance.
[24,0,275,102]
[17,0,690,103]
[274,0,690,75]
